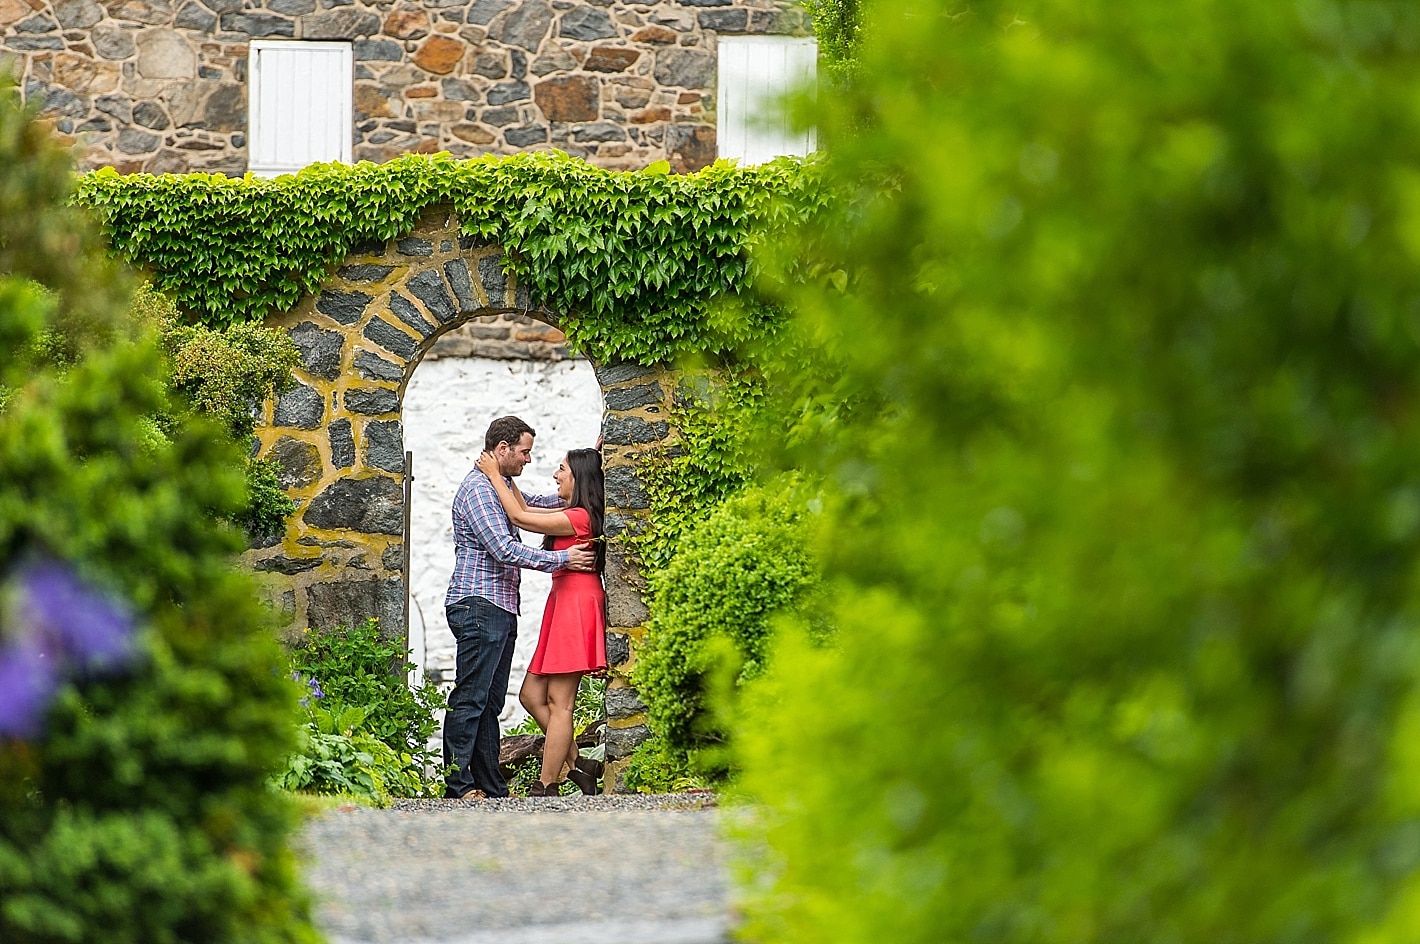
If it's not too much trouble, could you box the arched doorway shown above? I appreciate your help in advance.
[402,315,603,732]
[246,207,667,788]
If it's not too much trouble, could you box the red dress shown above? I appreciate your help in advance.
[528,507,608,676]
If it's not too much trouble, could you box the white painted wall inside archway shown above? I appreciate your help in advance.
[403,357,604,733]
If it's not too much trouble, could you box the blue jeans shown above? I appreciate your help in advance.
[442,596,517,798]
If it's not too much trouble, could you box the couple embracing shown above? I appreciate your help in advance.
[442,415,608,800]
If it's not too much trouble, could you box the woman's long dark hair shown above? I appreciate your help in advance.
[544,448,605,573]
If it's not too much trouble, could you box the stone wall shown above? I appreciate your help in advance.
[0,0,808,174]
[249,206,667,790]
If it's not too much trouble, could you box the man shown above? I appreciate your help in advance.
[442,415,596,799]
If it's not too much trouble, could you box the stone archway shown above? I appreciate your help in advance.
[246,207,665,788]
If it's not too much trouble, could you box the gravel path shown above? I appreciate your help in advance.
[298,795,733,944]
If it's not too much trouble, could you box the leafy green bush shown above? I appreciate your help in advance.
[734,1,1420,942]
[272,704,425,806]
[635,476,820,771]
[801,0,861,83]
[287,618,445,798]
[0,85,317,943]
[620,737,709,795]
[129,282,299,540]
[74,153,832,365]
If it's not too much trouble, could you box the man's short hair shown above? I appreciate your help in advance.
[485,416,535,452]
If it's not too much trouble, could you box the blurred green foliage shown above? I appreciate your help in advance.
[286,617,445,799]
[733,1,1420,941]
[635,477,820,773]
[0,86,317,942]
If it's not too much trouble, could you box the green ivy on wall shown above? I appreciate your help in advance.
[73,151,830,366]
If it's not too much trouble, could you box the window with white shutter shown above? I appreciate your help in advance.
[716,35,817,165]
[247,41,353,177]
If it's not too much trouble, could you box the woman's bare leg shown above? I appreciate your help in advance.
[537,672,582,787]
[520,672,551,733]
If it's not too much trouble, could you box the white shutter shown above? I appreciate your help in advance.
[248,41,353,176]
[716,35,817,165]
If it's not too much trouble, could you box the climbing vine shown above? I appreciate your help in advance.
[73,151,831,366]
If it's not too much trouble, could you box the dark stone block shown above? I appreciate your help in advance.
[54,0,103,28]
[174,2,217,30]
[270,436,322,489]
[441,78,482,102]
[504,124,548,147]
[389,291,437,336]
[606,631,631,667]
[602,382,662,411]
[677,0,731,6]
[478,255,508,304]
[667,123,716,174]
[363,316,418,358]
[269,0,314,11]
[273,383,324,429]
[482,105,519,127]
[254,554,322,575]
[407,269,458,322]
[16,14,58,31]
[604,723,651,761]
[330,418,355,468]
[492,0,551,50]
[571,122,626,143]
[219,12,295,36]
[655,48,715,89]
[304,476,403,534]
[364,420,405,472]
[605,685,647,720]
[290,320,344,380]
[487,80,531,105]
[397,236,433,256]
[444,259,477,311]
[317,289,373,325]
[202,83,245,132]
[354,350,404,382]
[5,35,64,50]
[117,128,161,154]
[697,8,747,30]
[198,0,242,13]
[466,0,511,24]
[304,8,380,37]
[305,578,405,634]
[604,466,649,509]
[344,387,400,415]
[247,526,285,550]
[382,545,404,571]
[354,38,402,60]
[510,49,526,80]
[602,415,669,445]
[594,362,656,386]
[559,5,616,40]
[337,264,394,281]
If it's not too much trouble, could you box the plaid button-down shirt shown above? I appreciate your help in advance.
[444,468,568,614]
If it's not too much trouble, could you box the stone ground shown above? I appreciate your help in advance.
[298,795,735,944]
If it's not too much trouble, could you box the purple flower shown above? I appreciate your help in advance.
[0,557,138,739]
[17,559,135,673]
[0,635,59,738]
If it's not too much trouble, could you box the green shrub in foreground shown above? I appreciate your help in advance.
[0,87,317,943]
[734,1,1420,941]
[635,476,820,772]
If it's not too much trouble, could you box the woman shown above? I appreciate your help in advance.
[475,447,607,797]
